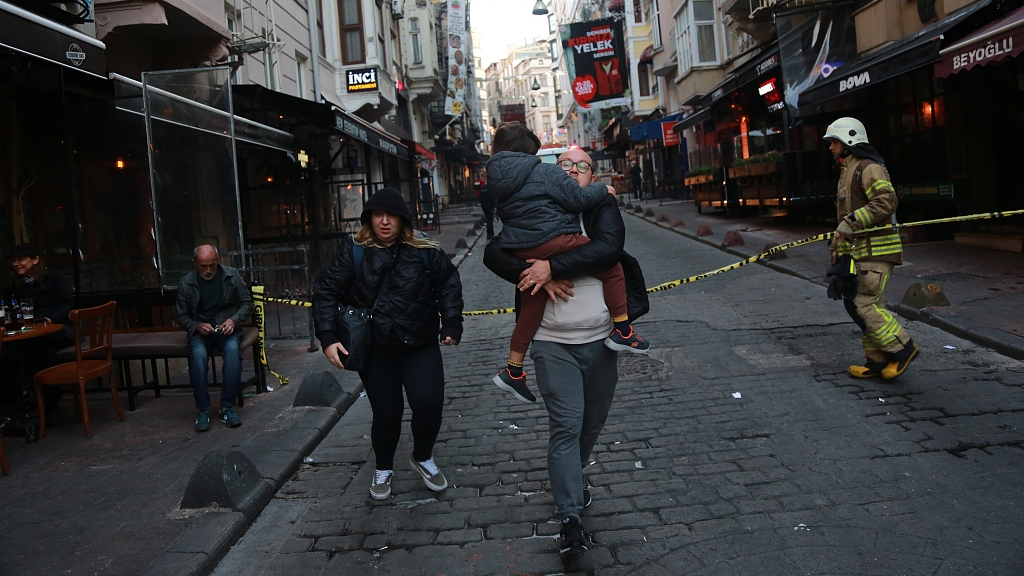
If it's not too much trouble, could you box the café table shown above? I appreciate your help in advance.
[5,322,64,443]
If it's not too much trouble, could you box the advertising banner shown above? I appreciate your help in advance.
[560,17,630,110]
[775,5,857,111]
[499,103,526,124]
[444,0,467,116]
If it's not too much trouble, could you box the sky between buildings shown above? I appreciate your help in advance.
[471,0,552,69]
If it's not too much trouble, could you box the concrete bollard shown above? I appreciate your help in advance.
[656,213,668,222]
[644,208,655,217]
[762,242,787,260]
[633,205,644,214]
[902,282,951,309]
[180,452,272,520]
[696,225,714,237]
[722,231,745,247]
[455,238,469,249]
[671,218,685,228]
[293,371,346,409]
[625,203,634,211]
[466,228,477,236]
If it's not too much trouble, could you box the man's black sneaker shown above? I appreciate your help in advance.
[583,487,592,508]
[559,517,588,558]
[492,368,537,403]
[882,340,920,380]
[604,326,650,354]
[219,407,242,428]
[194,410,211,433]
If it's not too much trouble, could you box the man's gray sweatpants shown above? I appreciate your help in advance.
[531,339,618,521]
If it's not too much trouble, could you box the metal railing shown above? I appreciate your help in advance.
[225,246,317,350]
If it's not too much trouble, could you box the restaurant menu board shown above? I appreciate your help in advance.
[560,18,629,110]
[444,0,468,116]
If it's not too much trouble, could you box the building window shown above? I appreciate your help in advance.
[377,0,387,64]
[296,53,307,97]
[638,63,651,96]
[541,95,549,106]
[547,13,555,34]
[693,0,718,64]
[675,10,691,75]
[340,0,365,64]
[549,40,558,60]
[410,17,422,64]
[652,0,662,49]
[315,0,326,56]
[633,0,651,24]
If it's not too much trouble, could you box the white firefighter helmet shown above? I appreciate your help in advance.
[823,117,868,146]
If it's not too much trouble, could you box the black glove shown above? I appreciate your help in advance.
[825,255,858,301]
[439,317,463,344]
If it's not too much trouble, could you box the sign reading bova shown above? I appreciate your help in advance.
[346,67,379,92]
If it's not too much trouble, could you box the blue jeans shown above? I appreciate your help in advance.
[531,339,618,522]
[188,332,242,411]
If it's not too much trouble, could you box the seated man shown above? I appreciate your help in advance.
[173,245,252,432]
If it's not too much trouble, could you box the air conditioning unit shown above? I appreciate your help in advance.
[391,0,405,18]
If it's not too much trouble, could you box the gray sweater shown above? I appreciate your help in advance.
[486,151,610,249]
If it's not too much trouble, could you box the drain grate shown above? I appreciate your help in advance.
[617,355,662,380]
[923,272,983,284]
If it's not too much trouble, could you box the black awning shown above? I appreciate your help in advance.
[590,146,627,161]
[0,0,105,78]
[799,0,992,108]
[674,108,711,132]
[232,84,335,130]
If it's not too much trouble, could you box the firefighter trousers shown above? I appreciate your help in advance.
[842,261,912,363]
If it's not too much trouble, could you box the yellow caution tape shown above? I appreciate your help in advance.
[250,286,290,386]
[254,209,1024,317]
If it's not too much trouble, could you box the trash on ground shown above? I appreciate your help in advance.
[732,392,742,399]
[634,461,644,469]
[303,457,314,464]
[944,345,957,350]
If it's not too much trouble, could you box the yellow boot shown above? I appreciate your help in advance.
[882,340,920,380]
[848,360,888,378]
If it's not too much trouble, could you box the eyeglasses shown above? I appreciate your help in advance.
[558,160,592,173]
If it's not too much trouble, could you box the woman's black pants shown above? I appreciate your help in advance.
[359,342,445,470]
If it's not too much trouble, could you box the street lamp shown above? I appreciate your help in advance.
[532,77,541,90]
[532,0,548,15]
[531,98,538,108]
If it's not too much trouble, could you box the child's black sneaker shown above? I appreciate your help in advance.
[492,368,536,403]
[559,517,589,558]
[604,326,650,354]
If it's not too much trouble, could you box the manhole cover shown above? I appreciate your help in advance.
[617,355,662,380]
[923,272,982,284]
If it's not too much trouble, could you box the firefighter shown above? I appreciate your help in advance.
[823,117,919,380]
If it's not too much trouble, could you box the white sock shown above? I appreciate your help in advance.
[374,469,393,483]
[418,457,440,475]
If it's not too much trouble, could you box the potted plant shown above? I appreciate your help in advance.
[728,151,784,178]
[684,165,718,186]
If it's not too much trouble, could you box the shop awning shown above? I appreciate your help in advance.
[696,43,780,109]
[936,5,1024,78]
[590,142,628,161]
[0,0,105,78]
[402,138,436,161]
[629,112,682,141]
[673,108,711,133]
[638,45,654,64]
[799,0,992,108]
[333,108,410,160]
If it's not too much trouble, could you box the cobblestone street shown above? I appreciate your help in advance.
[212,213,1024,575]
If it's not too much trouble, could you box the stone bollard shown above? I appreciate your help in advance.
[643,208,655,217]
[181,452,273,520]
[722,231,745,247]
[293,371,346,409]
[762,242,787,260]
[671,218,685,228]
[455,238,468,249]
[902,282,951,309]
[656,213,668,222]
[625,203,634,211]
[466,228,477,236]
[633,205,644,214]
[696,225,714,237]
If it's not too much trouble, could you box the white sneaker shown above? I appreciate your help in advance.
[370,469,393,500]
[409,453,448,491]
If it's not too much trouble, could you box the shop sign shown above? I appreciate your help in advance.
[758,77,785,112]
[346,67,379,92]
[896,181,955,202]
[560,17,630,110]
[334,113,408,159]
[838,70,870,92]
[661,121,680,146]
[756,54,779,76]
[711,87,725,101]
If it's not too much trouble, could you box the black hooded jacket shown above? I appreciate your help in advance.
[312,235,464,349]
[483,195,649,322]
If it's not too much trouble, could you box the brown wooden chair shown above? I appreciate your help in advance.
[34,301,125,439]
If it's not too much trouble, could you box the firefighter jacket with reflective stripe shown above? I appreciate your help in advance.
[831,155,903,265]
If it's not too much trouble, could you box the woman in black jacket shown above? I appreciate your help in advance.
[312,188,463,501]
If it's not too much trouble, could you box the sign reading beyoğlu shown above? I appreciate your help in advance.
[560,17,629,110]
[346,67,379,92]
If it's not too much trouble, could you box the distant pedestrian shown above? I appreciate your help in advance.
[485,122,648,406]
[173,245,252,433]
[629,161,642,200]
[484,145,649,561]
[312,187,464,501]
[823,117,918,380]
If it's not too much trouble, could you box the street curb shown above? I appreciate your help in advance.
[147,381,363,576]
[152,225,481,576]
[624,208,1024,361]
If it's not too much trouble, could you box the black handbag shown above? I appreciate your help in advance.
[336,305,372,371]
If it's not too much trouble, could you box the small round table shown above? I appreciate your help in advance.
[5,323,64,443]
